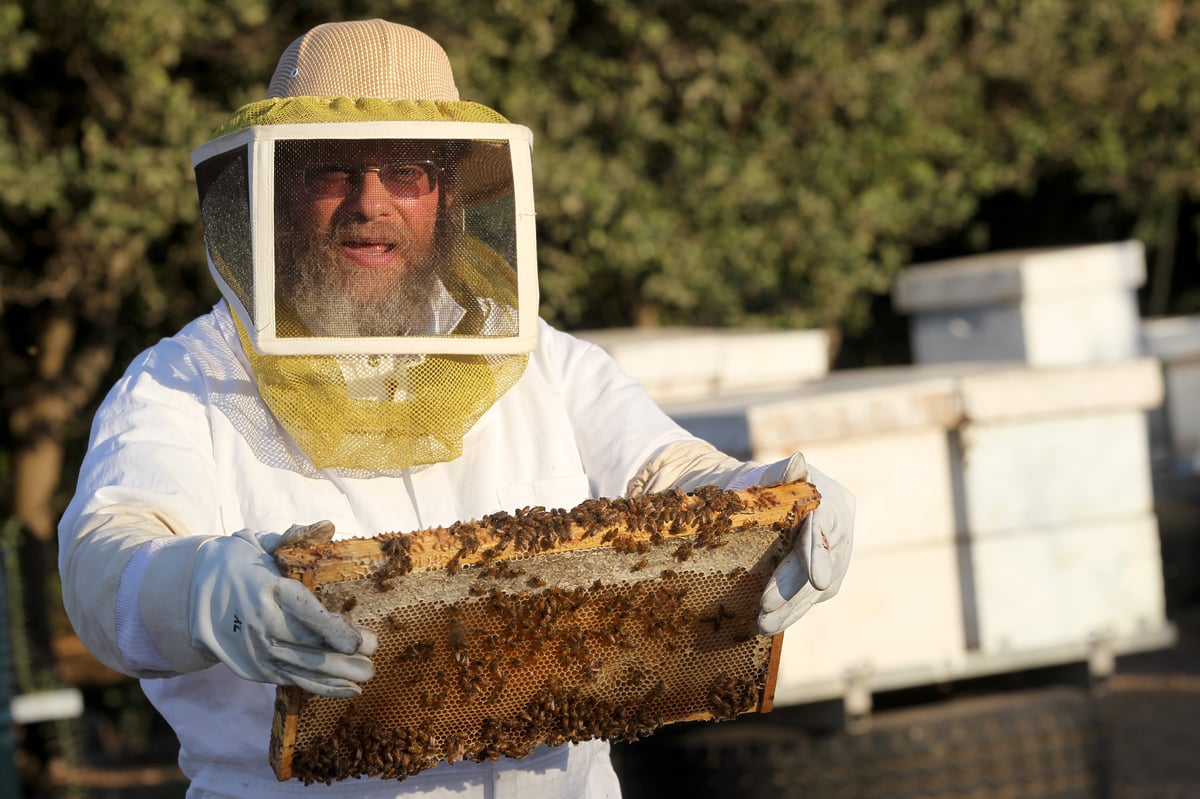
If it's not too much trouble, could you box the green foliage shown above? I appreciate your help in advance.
[436,0,1200,331]
[0,1,240,448]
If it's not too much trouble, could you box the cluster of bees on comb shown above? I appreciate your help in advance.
[277,484,807,785]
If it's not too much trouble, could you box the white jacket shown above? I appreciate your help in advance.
[58,302,694,798]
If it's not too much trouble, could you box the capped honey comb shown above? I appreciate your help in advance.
[269,480,820,784]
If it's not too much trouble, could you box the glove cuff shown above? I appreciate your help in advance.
[139,533,220,674]
[760,452,809,486]
[626,439,760,496]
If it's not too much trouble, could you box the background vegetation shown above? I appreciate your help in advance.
[1,0,1198,793]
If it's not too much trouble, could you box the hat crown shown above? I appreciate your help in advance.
[267,20,460,101]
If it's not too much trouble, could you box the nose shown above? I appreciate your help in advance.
[347,169,392,220]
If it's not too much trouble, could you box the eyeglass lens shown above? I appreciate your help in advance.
[304,162,438,199]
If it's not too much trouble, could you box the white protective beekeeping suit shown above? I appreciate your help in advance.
[57,19,853,799]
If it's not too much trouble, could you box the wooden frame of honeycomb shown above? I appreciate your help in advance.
[269,480,820,784]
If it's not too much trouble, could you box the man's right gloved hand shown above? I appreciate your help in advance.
[188,521,377,697]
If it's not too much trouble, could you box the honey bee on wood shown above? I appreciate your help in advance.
[340,595,358,613]
[496,561,522,579]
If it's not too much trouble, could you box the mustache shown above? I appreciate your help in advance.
[321,219,416,250]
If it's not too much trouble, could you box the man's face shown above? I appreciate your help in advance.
[276,139,449,337]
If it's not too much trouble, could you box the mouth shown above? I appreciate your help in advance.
[339,238,401,269]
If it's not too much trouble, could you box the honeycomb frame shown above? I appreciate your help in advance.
[269,480,820,784]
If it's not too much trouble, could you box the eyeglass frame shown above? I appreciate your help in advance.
[300,160,442,200]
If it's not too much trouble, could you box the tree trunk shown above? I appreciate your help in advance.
[8,312,113,683]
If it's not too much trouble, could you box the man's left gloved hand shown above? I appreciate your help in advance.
[626,439,854,635]
[754,453,854,635]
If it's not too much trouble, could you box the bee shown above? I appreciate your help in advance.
[443,733,468,764]
[700,604,736,633]
[448,619,469,652]
[488,675,509,702]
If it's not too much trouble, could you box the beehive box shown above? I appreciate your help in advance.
[892,241,1146,368]
[269,481,820,784]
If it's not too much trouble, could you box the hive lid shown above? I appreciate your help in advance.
[893,241,1146,313]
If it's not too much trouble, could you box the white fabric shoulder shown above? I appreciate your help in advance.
[528,321,695,500]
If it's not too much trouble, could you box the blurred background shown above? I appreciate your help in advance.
[2,1,1199,797]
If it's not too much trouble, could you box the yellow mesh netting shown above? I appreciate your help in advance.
[213,97,510,135]
[235,314,528,472]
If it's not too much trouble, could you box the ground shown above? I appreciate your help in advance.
[1104,605,1200,799]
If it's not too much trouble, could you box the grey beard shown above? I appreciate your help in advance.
[280,232,442,338]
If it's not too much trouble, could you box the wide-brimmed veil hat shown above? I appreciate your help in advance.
[211,19,515,206]
[191,19,538,473]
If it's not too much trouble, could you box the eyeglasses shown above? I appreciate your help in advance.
[301,161,440,199]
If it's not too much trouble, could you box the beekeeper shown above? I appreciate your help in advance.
[57,19,854,799]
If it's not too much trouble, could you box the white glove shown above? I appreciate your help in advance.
[755,454,854,635]
[188,520,377,697]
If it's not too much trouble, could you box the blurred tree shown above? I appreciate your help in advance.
[919,0,1200,311]
[0,0,275,677]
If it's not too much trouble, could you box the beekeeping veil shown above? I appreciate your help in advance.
[191,20,537,473]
